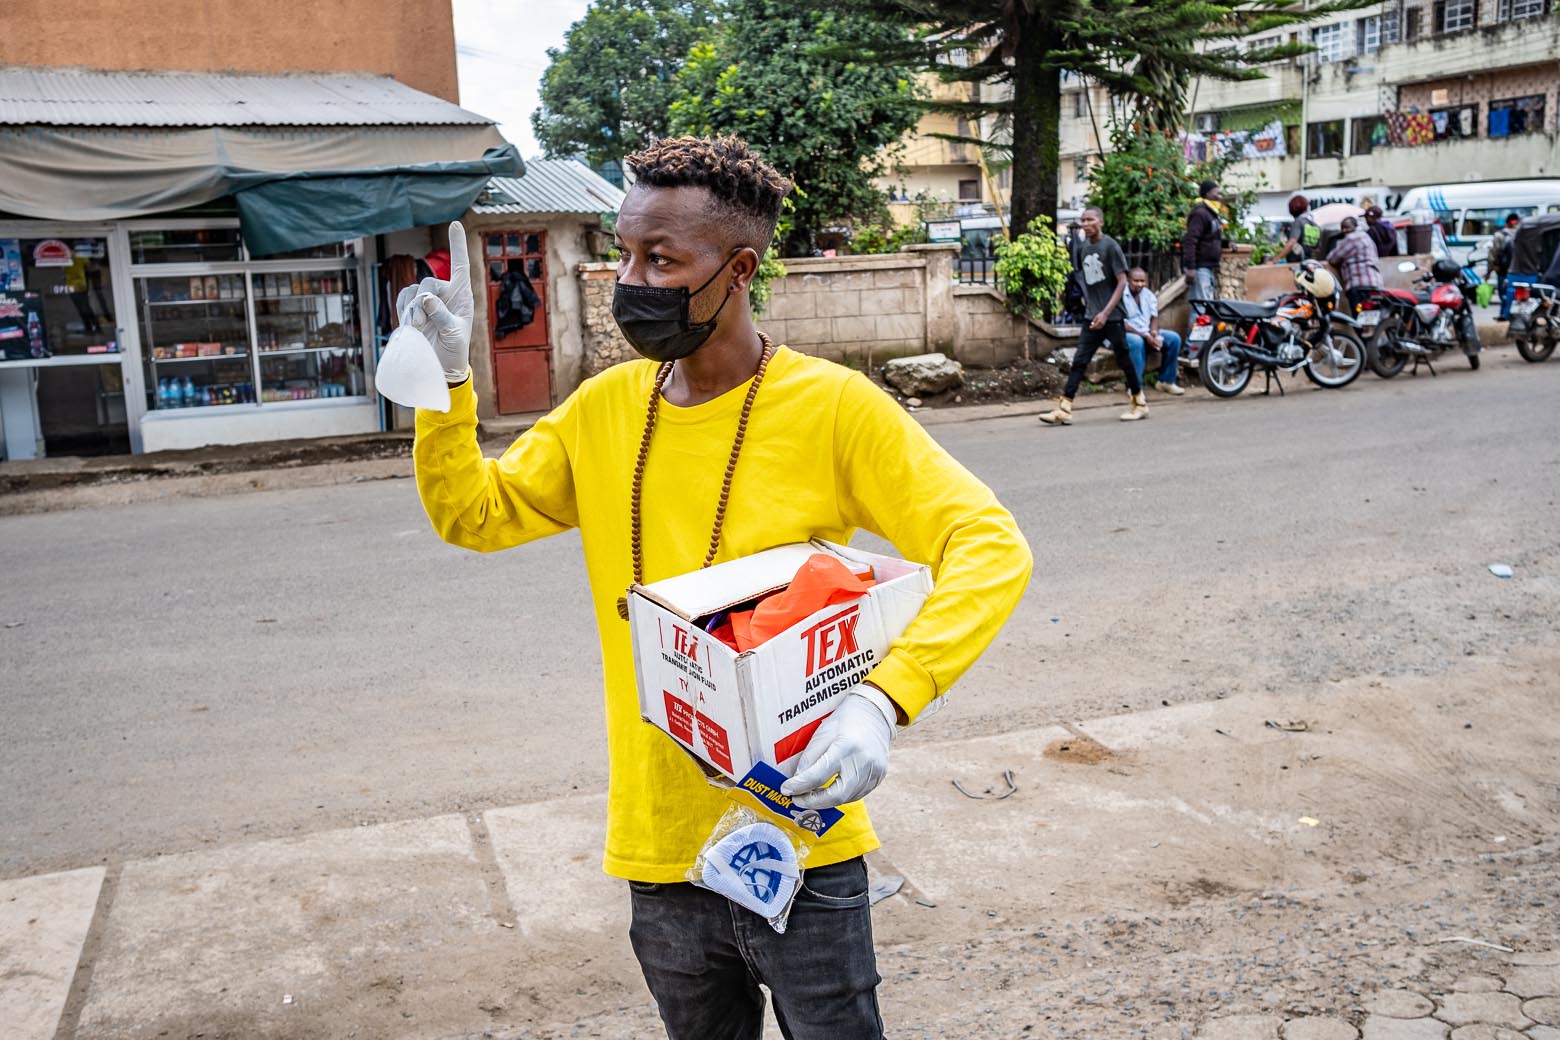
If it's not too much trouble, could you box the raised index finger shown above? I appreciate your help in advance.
[446,220,469,295]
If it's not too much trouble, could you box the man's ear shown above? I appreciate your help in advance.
[728,246,761,294]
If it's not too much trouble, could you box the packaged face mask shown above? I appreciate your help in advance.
[689,806,811,933]
[376,324,450,412]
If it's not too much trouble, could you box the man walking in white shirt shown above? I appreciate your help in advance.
[1122,267,1184,395]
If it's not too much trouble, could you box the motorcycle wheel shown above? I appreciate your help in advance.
[1459,312,1481,369]
[1305,328,1366,388]
[1199,336,1252,398]
[1515,314,1556,363]
[1368,317,1408,379]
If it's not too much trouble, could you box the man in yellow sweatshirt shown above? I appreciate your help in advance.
[407,135,1031,1040]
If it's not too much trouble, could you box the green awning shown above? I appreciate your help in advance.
[1219,101,1302,132]
[0,124,521,253]
[233,145,523,255]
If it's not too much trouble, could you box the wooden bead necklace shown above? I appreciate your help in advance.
[616,332,776,620]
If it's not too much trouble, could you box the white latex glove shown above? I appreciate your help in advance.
[394,220,473,383]
[780,686,898,810]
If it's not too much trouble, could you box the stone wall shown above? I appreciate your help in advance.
[578,263,635,375]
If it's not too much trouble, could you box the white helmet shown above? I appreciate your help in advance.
[1293,260,1336,299]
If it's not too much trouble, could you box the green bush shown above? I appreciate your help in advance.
[750,246,786,316]
[994,216,1072,320]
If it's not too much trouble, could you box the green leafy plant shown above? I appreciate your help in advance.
[1085,126,1195,249]
[994,216,1071,320]
[850,221,927,255]
[750,246,787,315]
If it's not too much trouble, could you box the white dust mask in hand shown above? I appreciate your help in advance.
[376,320,451,412]
[701,821,800,920]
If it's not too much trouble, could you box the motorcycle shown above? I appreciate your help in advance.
[1194,262,1366,399]
[1508,281,1558,363]
[1359,259,1482,378]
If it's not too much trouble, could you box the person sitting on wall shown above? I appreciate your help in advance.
[1122,267,1185,394]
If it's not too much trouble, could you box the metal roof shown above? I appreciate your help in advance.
[474,160,626,215]
[0,67,494,127]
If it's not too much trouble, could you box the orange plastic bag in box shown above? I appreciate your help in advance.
[729,553,875,652]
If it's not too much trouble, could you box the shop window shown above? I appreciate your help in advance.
[128,228,243,265]
[957,179,981,202]
[1351,115,1389,155]
[1305,120,1345,159]
[133,232,365,413]
[1311,22,1348,62]
[1498,0,1548,19]
[1434,0,1476,33]
[0,237,118,359]
[1356,15,1382,54]
[1429,104,1478,139]
[1489,95,1546,137]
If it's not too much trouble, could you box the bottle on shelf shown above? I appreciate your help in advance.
[180,376,195,408]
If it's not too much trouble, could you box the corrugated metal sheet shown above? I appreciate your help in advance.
[473,160,626,215]
[0,67,494,127]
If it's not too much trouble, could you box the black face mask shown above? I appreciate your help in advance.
[612,253,738,363]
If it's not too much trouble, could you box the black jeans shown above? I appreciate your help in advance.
[628,856,883,1040]
[1064,318,1141,398]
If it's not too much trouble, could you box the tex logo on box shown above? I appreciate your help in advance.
[736,761,844,836]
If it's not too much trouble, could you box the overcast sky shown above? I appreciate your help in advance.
[452,0,592,159]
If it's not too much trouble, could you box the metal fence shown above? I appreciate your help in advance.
[954,240,1179,291]
[1120,238,1181,290]
[956,255,997,284]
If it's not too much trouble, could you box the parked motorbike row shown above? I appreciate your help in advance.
[1185,259,1556,401]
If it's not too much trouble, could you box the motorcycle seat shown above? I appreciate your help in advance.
[1384,288,1418,303]
[1210,299,1280,320]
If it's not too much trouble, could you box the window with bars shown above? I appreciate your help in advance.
[1435,0,1476,32]
[1306,120,1346,159]
[1351,115,1388,155]
[1489,95,1548,137]
[1498,0,1548,19]
[1382,7,1401,42]
[1357,15,1382,53]
[1311,22,1348,62]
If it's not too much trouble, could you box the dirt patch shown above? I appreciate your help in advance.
[1043,734,1114,764]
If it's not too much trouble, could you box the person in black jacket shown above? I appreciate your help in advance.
[1364,205,1399,259]
[1182,179,1226,313]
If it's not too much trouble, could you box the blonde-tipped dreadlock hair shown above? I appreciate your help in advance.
[625,135,792,254]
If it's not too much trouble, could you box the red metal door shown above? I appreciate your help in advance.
[485,230,552,413]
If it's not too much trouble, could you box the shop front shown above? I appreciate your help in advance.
[0,66,522,459]
[0,217,379,458]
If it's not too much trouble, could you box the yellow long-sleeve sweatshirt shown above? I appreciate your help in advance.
[414,345,1032,882]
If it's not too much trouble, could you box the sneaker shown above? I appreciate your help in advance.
[1157,381,1185,396]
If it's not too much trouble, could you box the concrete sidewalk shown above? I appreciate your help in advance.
[5,653,1558,1039]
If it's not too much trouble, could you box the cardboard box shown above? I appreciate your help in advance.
[629,540,932,783]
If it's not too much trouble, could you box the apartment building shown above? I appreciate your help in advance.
[880,55,1003,225]
[1057,1,1558,220]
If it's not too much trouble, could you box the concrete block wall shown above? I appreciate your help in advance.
[760,254,931,370]
[953,285,1029,368]
[574,243,977,379]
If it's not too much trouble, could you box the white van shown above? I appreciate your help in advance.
[1395,179,1560,270]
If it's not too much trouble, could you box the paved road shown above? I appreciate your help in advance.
[3,349,1558,878]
